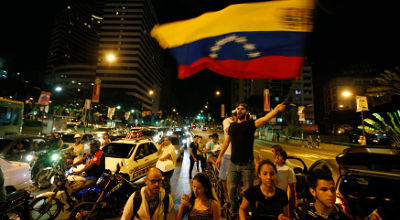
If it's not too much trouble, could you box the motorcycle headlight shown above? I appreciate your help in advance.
[26,154,34,162]
[51,153,60,161]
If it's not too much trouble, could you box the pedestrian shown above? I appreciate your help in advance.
[275,149,297,212]
[204,133,220,166]
[176,173,220,220]
[216,102,285,218]
[189,136,200,179]
[307,135,313,148]
[156,137,176,192]
[239,159,289,220]
[219,111,237,208]
[315,136,321,148]
[101,133,111,147]
[121,168,175,220]
[293,167,353,220]
[276,132,280,143]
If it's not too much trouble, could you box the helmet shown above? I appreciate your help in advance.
[74,134,81,138]
[90,140,101,148]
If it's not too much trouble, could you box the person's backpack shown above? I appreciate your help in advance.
[132,189,170,220]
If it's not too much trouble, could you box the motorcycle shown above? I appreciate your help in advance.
[1,186,30,220]
[69,165,143,220]
[34,150,73,189]
[30,164,83,220]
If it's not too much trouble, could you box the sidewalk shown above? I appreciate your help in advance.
[256,136,349,153]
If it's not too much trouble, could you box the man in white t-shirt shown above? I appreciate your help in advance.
[275,149,297,211]
[156,137,176,192]
[218,112,236,206]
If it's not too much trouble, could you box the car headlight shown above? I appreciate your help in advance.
[51,153,60,161]
[26,154,34,162]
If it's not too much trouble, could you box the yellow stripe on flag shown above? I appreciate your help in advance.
[151,0,314,49]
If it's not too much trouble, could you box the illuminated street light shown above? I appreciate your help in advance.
[172,108,176,112]
[341,91,352,97]
[205,105,208,109]
[55,86,62,92]
[131,109,135,113]
[149,90,154,96]
[116,105,121,110]
[200,110,203,113]
[216,90,221,96]
[106,53,116,62]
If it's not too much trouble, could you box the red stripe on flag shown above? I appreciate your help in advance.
[178,56,304,79]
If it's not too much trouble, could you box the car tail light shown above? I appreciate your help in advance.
[335,195,349,214]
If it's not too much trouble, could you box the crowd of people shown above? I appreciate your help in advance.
[117,102,353,220]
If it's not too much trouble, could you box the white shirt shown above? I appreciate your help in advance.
[156,144,176,172]
[222,117,234,155]
[276,164,296,193]
[121,187,175,220]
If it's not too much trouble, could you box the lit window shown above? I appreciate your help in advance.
[116,11,119,15]
[295,90,302,95]
[275,97,279,102]
[67,5,71,10]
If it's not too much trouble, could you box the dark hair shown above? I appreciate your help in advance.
[211,133,218,138]
[90,140,101,148]
[271,145,283,152]
[276,149,287,161]
[189,173,215,205]
[209,135,213,138]
[237,103,249,110]
[308,166,334,189]
[257,159,277,175]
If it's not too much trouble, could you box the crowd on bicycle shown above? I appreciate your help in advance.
[117,103,354,220]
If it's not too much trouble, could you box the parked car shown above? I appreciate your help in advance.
[0,157,31,190]
[309,146,400,219]
[101,138,159,181]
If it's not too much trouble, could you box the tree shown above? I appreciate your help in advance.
[359,110,400,147]
[366,67,400,97]
[282,108,302,137]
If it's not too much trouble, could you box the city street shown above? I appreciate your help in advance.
[27,131,345,220]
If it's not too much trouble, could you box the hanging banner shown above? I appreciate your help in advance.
[38,91,51,106]
[356,96,368,112]
[220,104,225,118]
[124,112,130,120]
[92,78,101,103]
[263,89,270,111]
[107,107,116,119]
[298,106,305,121]
[84,99,91,110]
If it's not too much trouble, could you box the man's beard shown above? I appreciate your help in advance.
[238,113,246,120]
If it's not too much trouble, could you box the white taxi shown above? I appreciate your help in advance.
[0,157,31,189]
[101,137,159,181]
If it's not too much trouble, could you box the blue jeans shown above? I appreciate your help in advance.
[227,161,255,215]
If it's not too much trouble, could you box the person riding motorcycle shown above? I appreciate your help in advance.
[67,140,105,195]
[62,134,84,163]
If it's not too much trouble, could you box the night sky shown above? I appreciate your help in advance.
[1,0,399,116]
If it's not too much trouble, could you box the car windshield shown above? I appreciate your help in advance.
[61,134,75,143]
[102,143,136,158]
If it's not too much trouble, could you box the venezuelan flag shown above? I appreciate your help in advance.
[151,0,314,79]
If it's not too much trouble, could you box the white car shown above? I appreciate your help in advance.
[0,157,31,189]
[101,138,159,181]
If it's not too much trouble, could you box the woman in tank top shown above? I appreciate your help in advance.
[176,173,220,220]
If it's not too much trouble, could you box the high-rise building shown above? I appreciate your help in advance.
[45,0,101,95]
[231,65,315,123]
[96,0,164,112]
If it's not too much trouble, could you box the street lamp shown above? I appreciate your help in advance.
[215,90,221,96]
[341,91,367,145]
[106,53,116,63]
[55,86,62,92]
[149,90,154,96]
